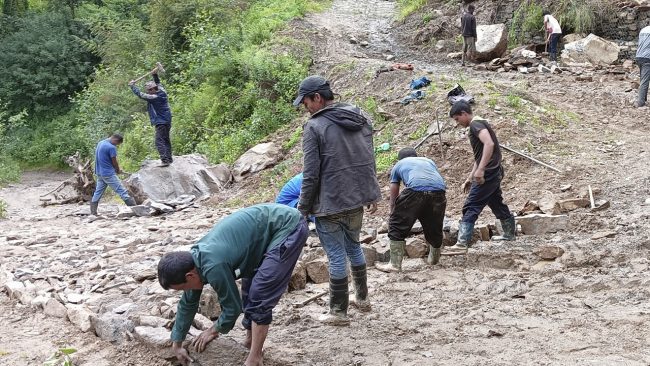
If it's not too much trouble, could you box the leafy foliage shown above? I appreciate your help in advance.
[508,1,543,47]
[43,347,76,366]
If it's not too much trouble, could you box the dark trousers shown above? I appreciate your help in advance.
[241,218,308,329]
[637,58,650,107]
[155,124,173,163]
[549,33,561,61]
[461,168,512,224]
[388,189,447,248]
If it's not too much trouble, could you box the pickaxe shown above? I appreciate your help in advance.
[131,62,165,84]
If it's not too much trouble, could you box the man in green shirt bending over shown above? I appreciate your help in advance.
[157,204,308,366]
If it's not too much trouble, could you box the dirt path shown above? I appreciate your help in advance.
[2,0,650,365]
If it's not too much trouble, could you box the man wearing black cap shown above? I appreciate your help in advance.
[293,75,381,326]
[129,69,173,167]
[376,148,447,273]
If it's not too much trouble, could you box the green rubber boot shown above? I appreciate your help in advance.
[427,245,441,265]
[492,216,516,241]
[376,240,405,273]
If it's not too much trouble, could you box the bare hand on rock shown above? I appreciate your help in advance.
[192,327,219,352]
[172,342,194,366]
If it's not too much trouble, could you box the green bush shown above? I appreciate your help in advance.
[508,2,543,47]
[396,0,427,20]
[0,156,21,186]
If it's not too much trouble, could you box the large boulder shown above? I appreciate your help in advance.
[124,154,231,203]
[231,142,282,182]
[474,24,508,62]
[561,34,620,65]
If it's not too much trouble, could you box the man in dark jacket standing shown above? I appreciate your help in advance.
[129,66,173,167]
[293,75,381,326]
[461,4,477,67]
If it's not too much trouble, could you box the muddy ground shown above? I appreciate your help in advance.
[2,0,650,365]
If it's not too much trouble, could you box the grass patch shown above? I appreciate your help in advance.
[0,199,7,219]
[283,126,303,150]
[396,0,428,20]
[0,156,21,187]
[409,123,428,140]
[375,150,398,172]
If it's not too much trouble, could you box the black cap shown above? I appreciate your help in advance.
[292,75,330,106]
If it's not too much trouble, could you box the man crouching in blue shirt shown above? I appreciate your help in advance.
[377,148,447,272]
[157,204,308,366]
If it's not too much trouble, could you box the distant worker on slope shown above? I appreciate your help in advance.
[461,4,477,67]
[635,25,650,108]
[376,148,447,273]
[157,204,308,366]
[129,64,173,167]
[90,134,136,216]
[294,75,381,325]
[446,102,515,254]
[543,10,563,64]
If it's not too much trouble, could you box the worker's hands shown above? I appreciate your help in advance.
[461,180,472,194]
[473,169,485,185]
[192,327,219,353]
[172,342,194,366]
[128,80,135,86]
[366,202,378,214]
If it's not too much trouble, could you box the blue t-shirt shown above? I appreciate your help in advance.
[390,157,446,192]
[276,173,303,208]
[95,139,117,176]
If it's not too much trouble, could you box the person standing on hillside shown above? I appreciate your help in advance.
[90,133,136,216]
[129,66,173,167]
[543,10,563,63]
[294,75,381,326]
[461,4,477,67]
[376,148,447,273]
[157,204,308,366]
[635,25,650,108]
[446,102,515,254]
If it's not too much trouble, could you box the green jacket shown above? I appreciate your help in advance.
[170,204,301,342]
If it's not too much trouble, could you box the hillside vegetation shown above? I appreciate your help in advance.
[0,0,323,181]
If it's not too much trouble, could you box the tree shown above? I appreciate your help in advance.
[0,11,98,115]
[2,0,28,16]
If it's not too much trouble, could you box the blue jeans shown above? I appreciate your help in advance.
[461,168,512,225]
[91,175,131,203]
[315,207,366,280]
[549,33,561,61]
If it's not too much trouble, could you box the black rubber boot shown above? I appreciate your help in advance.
[492,216,516,241]
[124,197,137,206]
[90,201,99,216]
[350,265,370,312]
[319,276,350,326]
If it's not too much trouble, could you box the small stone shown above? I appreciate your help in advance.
[516,214,569,235]
[361,244,377,267]
[557,198,590,212]
[447,52,462,59]
[131,205,154,217]
[113,303,137,314]
[539,192,561,215]
[116,208,136,219]
[560,184,572,192]
[360,234,374,244]
[385,54,395,61]
[517,66,528,74]
[349,37,358,44]
[147,226,159,232]
[410,221,423,234]
[372,238,391,262]
[134,326,171,347]
[405,237,428,258]
[289,261,307,291]
[44,298,68,318]
[591,231,616,240]
[534,245,565,260]
[139,316,170,328]
[66,293,86,304]
[477,224,490,241]
[305,258,329,284]
[360,41,369,47]
[192,313,214,331]
[378,221,388,234]
[93,312,135,343]
[67,305,95,332]
[150,201,174,214]
[199,286,221,320]
[592,199,610,211]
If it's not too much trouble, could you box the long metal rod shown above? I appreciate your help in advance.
[499,144,561,173]
[435,108,445,162]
